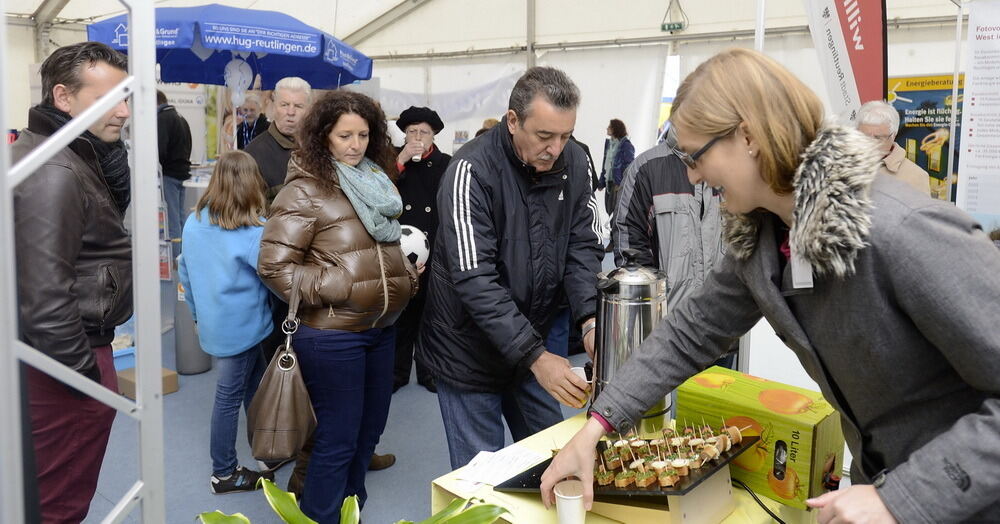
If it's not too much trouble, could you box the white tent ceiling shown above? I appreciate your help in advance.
[4,0,399,38]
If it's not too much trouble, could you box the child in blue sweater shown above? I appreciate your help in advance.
[178,151,274,494]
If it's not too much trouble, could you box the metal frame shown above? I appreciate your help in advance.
[945,0,966,204]
[526,0,536,68]
[0,1,165,522]
[369,15,965,61]
[31,0,71,61]
[342,0,434,47]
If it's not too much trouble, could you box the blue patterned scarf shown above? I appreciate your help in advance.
[335,158,402,243]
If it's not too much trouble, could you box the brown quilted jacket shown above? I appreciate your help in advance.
[259,156,417,331]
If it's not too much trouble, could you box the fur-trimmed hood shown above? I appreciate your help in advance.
[722,126,882,278]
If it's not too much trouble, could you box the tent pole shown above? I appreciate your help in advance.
[755,0,766,51]
[526,0,536,68]
[946,1,964,204]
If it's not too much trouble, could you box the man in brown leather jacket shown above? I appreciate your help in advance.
[11,42,133,523]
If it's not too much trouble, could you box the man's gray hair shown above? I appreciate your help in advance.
[508,66,580,121]
[857,100,900,135]
[274,76,312,102]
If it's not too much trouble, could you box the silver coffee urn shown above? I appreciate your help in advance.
[592,249,669,434]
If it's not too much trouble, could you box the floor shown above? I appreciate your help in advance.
[82,341,589,524]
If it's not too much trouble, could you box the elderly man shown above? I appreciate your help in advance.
[235,92,269,150]
[857,100,931,196]
[244,77,311,202]
[392,106,451,393]
[12,41,133,523]
[418,67,603,469]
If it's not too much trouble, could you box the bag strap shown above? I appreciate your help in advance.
[287,266,304,323]
[281,267,304,349]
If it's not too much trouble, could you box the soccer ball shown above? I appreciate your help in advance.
[399,225,430,266]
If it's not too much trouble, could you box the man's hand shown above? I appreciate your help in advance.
[807,485,898,524]
[396,141,425,165]
[416,261,426,276]
[530,351,589,408]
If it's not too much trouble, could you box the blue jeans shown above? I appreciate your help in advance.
[210,341,267,476]
[437,373,565,470]
[546,308,570,357]
[162,176,186,243]
[294,325,395,524]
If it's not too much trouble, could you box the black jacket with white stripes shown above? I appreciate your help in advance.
[417,119,603,392]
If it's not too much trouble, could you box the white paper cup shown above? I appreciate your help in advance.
[570,366,591,384]
[554,479,586,524]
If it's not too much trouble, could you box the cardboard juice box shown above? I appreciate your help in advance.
[676,366,844,510]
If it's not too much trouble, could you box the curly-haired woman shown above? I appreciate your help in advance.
[258,90,417,522]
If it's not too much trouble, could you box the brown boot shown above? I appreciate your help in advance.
[368,452,396,471]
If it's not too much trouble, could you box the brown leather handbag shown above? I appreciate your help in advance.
[247,268,316,461]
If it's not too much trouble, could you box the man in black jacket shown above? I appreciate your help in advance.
[156,90,192,245]
[245,76,311,204]
[418,67,603,469]
[12,41,133,523]
[392,106,451,393]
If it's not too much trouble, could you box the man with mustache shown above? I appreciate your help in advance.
[12,41,133,523]
[418,67,604,469]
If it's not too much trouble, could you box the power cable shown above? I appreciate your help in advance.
[731,478,787,524]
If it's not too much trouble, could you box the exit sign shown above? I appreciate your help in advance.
[661,22,684,31]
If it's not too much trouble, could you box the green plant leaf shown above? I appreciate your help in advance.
[340,495,360,524]
[437,504,508,524]
[415,497,468,524]
[260,478,317,524]
[197,510,251,524]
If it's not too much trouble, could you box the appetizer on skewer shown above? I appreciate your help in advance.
[614,469,636,488]
[596,465,616,486]
[658,467,680,487]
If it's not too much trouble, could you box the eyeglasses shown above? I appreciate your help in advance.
[405,129,432,137]
[665,126,729,169]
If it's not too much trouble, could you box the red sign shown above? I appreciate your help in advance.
[834,0,887,105]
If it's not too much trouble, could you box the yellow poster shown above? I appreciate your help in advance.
[887,74,964,201]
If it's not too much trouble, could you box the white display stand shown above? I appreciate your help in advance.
[666,465,737,524]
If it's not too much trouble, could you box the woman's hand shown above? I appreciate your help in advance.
[807,485,898,524]
[416,261,426,276]
[540,417,605,510]
[397,141,425,165]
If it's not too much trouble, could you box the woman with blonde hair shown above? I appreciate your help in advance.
[541,48,1000,523]
[258,90,417,522]
[178,150,273,494]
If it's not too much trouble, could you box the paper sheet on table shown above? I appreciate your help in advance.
[456,444,548,486]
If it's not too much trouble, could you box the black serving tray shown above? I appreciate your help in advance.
[495,436,759,506]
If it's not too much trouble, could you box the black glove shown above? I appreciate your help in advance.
[597,176,607,190]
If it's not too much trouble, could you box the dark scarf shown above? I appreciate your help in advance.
[34,104,131,214]
[267,122,297,150]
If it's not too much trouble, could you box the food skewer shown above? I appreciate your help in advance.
[596,452,615,486]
